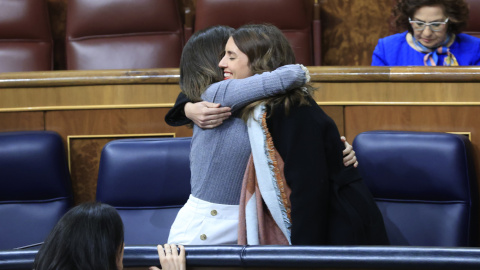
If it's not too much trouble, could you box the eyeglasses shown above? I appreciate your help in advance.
[408,17,449,32]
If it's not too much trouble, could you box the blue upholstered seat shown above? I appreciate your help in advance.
[0,131,72,250]
[353,131,478,247]
[96,137,191,245]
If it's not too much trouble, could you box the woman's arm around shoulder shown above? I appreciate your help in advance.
[201,64,308,112]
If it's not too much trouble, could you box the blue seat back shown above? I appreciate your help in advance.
[0,131,72,250]
[96,137,191,245]
[354,131,478,247]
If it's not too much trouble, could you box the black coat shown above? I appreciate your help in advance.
[267,96,389,245]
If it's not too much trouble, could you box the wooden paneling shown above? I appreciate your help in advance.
[69,137,112,204]
[3,67,480,113]
[0,84,181,111]
[320,0,394,65]
[0,69,180,88]
[0,112,44,131]
[320,105,344,136]
[0,69,180,112]
[314,81,480,105]
[45,108,191,138]
[344,106,480,137]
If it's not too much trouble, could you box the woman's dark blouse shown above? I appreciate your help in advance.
[165,92,191,126]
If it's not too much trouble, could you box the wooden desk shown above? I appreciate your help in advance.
[1,67,479,206]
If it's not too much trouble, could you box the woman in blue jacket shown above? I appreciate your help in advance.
[372,0,480,66]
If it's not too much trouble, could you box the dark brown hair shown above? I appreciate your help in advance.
[180,25,234,101]
[393,0,469,34]
[231,24,314,121]
[33,202,124,270]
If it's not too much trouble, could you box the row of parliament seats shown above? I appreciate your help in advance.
[0,0,321,73]
[0,131,191,249]
[0,130,478,250]
[3,0,480,73]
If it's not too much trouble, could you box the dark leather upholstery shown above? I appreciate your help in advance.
[0,131,72,250]
[0,0,53,72]
[465,0,480,38]
[4,245,480,269]
[353,131,478,247]
[96,137,191,245]
[66,0,184,70]
[194,0,318,66]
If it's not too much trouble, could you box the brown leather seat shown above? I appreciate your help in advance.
[464,0,480,38]
[0,0,53,72]
[192,0,321,66]
[66,0,184,70]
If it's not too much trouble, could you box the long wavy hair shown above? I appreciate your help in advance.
[231,24,315,121]
[33,202,124,270]
[180,25,234,101]
[393,0,469,34]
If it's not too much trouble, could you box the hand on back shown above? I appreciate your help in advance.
[342,136,358,168]
[185,101,231,129]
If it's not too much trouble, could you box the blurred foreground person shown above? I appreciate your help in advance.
[33,202,186,270]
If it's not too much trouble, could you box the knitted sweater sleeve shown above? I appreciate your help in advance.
[201,64,307,112]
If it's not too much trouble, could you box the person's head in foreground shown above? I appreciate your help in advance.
[33,202,124,270]
[33,202,186,270]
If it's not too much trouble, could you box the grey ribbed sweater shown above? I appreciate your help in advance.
[190,64,307,205]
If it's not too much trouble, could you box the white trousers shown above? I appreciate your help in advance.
[167,195,239,245]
